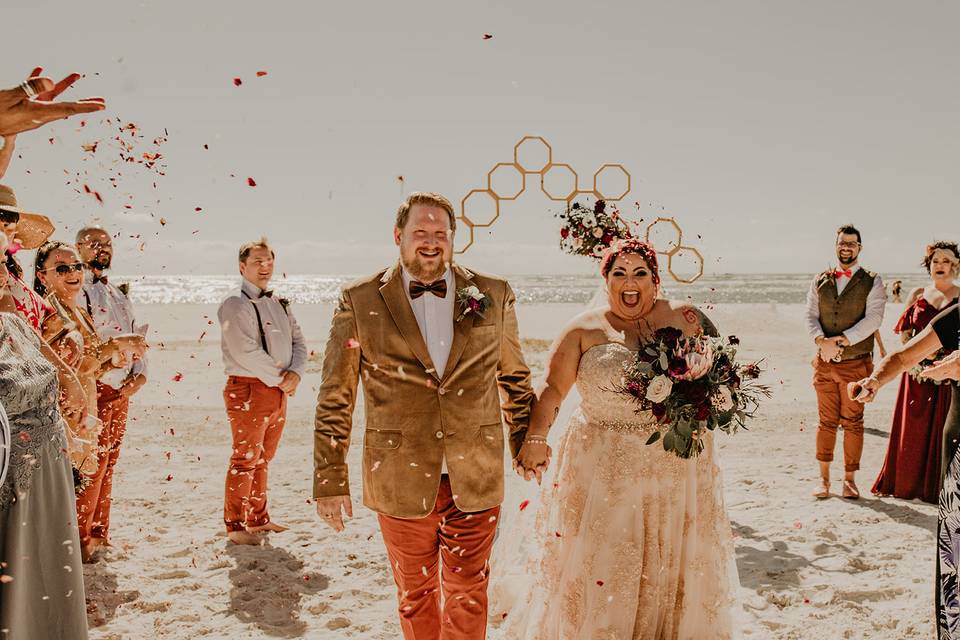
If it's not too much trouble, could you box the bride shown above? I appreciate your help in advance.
[491,238,738,639]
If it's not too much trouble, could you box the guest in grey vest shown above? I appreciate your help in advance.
[805,224,886,499]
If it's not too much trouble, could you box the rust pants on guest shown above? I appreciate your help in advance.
[378,476,500,640]
[814,356,873,472]
[76,382,129,544]
[223,376,286,532]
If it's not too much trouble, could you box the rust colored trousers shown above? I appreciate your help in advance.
[814,356,874,472]
[76,382,129,544]
[223,376,286,532]
[378,476,500,640]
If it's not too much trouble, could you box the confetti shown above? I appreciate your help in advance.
[233,78,242,86]
[345,338,360,349]
[172,372,183,382]
[519,499,530,511]
[247,177,257,187]
[483,33,493,40]
[256,71,268,77]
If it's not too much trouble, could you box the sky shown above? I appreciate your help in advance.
[3,0,958,276]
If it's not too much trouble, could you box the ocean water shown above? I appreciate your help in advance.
[117,273,930,306]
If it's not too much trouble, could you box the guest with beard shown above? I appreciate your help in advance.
[218,238,307,544]
[805,224,887,499]
[74,225,148,561]
[873,242,959,503]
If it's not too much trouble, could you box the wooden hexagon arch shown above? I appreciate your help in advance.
[456,136,704,283]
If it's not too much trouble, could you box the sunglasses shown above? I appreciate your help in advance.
[0,210,19,224]
[45,262,86,275]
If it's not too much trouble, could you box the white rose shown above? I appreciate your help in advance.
[581,213,596,228]
[592,227,604,239]
[465,285,482,299]
[714,386,735,412]
[645,375,673,404]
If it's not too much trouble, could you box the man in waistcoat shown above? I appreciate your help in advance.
[218,238,308,545]
[805,224,886,499]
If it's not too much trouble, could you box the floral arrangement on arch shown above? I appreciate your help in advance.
[616,327,770,459]
[557,199,632,259]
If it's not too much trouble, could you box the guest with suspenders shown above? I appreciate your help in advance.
[217,238,307,545]
[75,225,148,562]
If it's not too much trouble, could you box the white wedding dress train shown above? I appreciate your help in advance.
[490,342,738,639]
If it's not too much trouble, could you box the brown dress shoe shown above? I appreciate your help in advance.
[842,480,860,500]
[813,480,831,499]
[227,530,264,545]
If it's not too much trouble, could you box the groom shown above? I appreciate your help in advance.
[313,191,534,639]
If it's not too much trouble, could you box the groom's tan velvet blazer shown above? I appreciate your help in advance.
[313,262,534,518]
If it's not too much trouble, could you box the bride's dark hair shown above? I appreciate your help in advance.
[600,238,660,285]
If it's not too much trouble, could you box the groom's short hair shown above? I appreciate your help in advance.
[836,224,861,243]
[238,237,275,262]
[396,192,456,232]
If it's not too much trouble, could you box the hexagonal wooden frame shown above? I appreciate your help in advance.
[456,136,704,283]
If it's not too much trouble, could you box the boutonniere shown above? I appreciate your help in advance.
[455,285,491,322]
[278,297,290,312]
[117,282,130,296]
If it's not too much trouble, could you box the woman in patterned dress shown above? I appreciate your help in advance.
[491,239,738,639]
[851,303,960,638]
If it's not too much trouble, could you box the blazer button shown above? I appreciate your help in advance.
[436,431,444,439]
[438,387,447,395]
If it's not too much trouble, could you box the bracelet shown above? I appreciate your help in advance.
[524,436,548,445]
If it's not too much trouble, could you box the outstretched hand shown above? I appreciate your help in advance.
[514,440,552,485]
[0,68,105,136]
[922,352,960,383]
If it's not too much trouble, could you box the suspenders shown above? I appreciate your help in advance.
[241,290,270,355]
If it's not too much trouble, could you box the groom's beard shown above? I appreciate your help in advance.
[402,256,446,283]
[837,252,856,267]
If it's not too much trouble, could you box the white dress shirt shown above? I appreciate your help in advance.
[401,267,455,379]
[401,266,455,472]
[218,278,308,388]
[80,272,148,390]
[805,265,887,344]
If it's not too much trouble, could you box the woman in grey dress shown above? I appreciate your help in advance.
[0,312,88,639]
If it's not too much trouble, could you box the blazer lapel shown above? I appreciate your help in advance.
[379,263,439,378]
[441,265,476,382]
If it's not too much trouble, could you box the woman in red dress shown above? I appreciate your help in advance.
[873,242,960,503]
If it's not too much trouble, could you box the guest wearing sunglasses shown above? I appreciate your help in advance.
[34,241,146,560]
[73,226,149,562]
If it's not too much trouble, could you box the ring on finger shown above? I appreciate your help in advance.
[19,80,39,99]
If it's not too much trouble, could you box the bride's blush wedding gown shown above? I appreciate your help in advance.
[492,342,738,639]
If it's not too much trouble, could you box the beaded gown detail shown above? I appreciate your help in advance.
[492,342,737,639]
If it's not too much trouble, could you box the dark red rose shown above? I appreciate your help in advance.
[654,327,683,345]
[695,403,711,421]
[560,227,570,239]
[728,335,740,346]
[676,380,708,404]
[625,381,643,397]
[594,200,606,214]
[572,202,582,210]
[651,403,667,421]
[638,350,657,364]
[668,359,689,378]
[601,232,613,245]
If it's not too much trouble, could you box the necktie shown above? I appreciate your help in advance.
[834,269,852,278]
[259,290,273,298]
[409,279,447,299]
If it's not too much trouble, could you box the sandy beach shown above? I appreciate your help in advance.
[84,300,936,640]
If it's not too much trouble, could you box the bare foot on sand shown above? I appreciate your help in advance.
[227,530,264,545]
[81,538,107,563]
[247,521,289,533]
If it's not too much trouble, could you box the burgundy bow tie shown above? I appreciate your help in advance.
[259,290,273,298]
[409,279,447,299]
[93,274,108,285]
[834,269,853,278]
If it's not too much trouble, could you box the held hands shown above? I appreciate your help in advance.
[278,371,301,396]
[848,376,880,403]
[119,373,147,399]
[106,334,148,369]
[922,352,960,383]
[59,370,88,429]
[315,495,353,532]
[817,336,846,362]
[0,68,105,136]
[513,436,552,485]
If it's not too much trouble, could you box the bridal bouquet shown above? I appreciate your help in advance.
[617,327,770,458]
[557,199,632,259]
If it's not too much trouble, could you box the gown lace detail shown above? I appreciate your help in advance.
[493,343,738,639]
[0,314,68,511]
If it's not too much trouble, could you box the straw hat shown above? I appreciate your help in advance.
[0,184,55,250]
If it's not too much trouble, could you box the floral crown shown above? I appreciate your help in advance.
[600,238,660,284]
